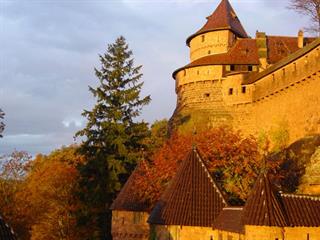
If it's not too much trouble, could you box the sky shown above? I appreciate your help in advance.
[0,0,312,155]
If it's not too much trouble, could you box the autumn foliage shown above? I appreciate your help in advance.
[0,146,87,240]
[135,126,265,206]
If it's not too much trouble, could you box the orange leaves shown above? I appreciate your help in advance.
[12,146,87,240]
[132,126,264,205]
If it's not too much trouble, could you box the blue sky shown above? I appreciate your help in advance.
[0,0,312,154]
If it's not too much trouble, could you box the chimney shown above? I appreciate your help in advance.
[298,30,304,48]
[256,31,268,71]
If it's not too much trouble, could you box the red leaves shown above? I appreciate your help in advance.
[133,126,264,205]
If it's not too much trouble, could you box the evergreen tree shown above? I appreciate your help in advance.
[75,36,151,239]
[0,108,4,138]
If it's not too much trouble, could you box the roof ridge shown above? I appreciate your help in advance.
[280,192,320,201]
[194,148,228,205]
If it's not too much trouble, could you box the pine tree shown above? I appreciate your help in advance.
[75,36,151,239]
[0,108,4,138]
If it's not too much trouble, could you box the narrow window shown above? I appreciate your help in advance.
[282,68,286,76]
[242,86,246,94]
[229,88,233,95]
[230,65,235,71]
[272,74,275,82]
[293,62,297,71]
[307,233,310,240]
[208,50,211,54]
[197,70,200,75]
[248,65,253,71]
[183,70,186,76]
[202,35,205,42]
[204,93,210,98]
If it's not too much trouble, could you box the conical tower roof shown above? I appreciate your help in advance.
[242,172,288,227]
[186,0,248,45]
[148,147,227,227]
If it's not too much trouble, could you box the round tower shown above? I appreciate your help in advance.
[186,0,248,62]
[170,0,250,132]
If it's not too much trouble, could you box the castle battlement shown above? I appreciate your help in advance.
[170,0,320,144]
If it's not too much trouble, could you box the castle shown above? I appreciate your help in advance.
[111,0,320,239]
[170,0,320,145]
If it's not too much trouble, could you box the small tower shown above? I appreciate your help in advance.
[187,0,248,61]
[170,0,250,133]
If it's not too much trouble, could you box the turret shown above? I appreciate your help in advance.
[186,0,248,62]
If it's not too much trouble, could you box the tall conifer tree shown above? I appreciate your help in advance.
[75,36,150,239]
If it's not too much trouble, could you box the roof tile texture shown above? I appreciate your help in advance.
[242,172,288,227]
[148,148,227,227]
[281,194,320,227]
[187,0,248,44]
[0,216,17,240]
[110,162,151,212]
[213,207,244,233]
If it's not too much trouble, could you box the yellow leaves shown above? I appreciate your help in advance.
[12,145,86,240]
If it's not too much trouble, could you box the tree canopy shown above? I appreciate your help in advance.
[75,36,151,239]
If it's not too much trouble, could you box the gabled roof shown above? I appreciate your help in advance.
[0,215,17,240]
[186,0,248,46]
[213,207,244,234]
[242,172,288,227]
[281,193,320,227]
[148,147,227,227]
[110,161,152,212]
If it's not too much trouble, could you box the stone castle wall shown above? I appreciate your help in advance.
[233,42,320,143]
[189,30,236,61]
[151,225,215,240]
[173,40,320,144]
[111,210,149,240]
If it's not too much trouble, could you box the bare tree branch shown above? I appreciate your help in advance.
[288,0,320,36]
[0,108,4,138]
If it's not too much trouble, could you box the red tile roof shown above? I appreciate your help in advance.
[267,36,316,64]
[186,0,248,46]
[242,172,288,227]
[148,147,227,227]
[173,39,259,78]
[110,162,152,212]
[243,37,320,85]
[213,207,244,233]
[0,215,17,240]
[281,193,320,227]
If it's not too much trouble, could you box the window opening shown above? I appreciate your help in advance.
[229,88,233,95]
[242,86,246,94]
[202,35,205,42]
[230,65,235,71]
[248,65,253,71]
